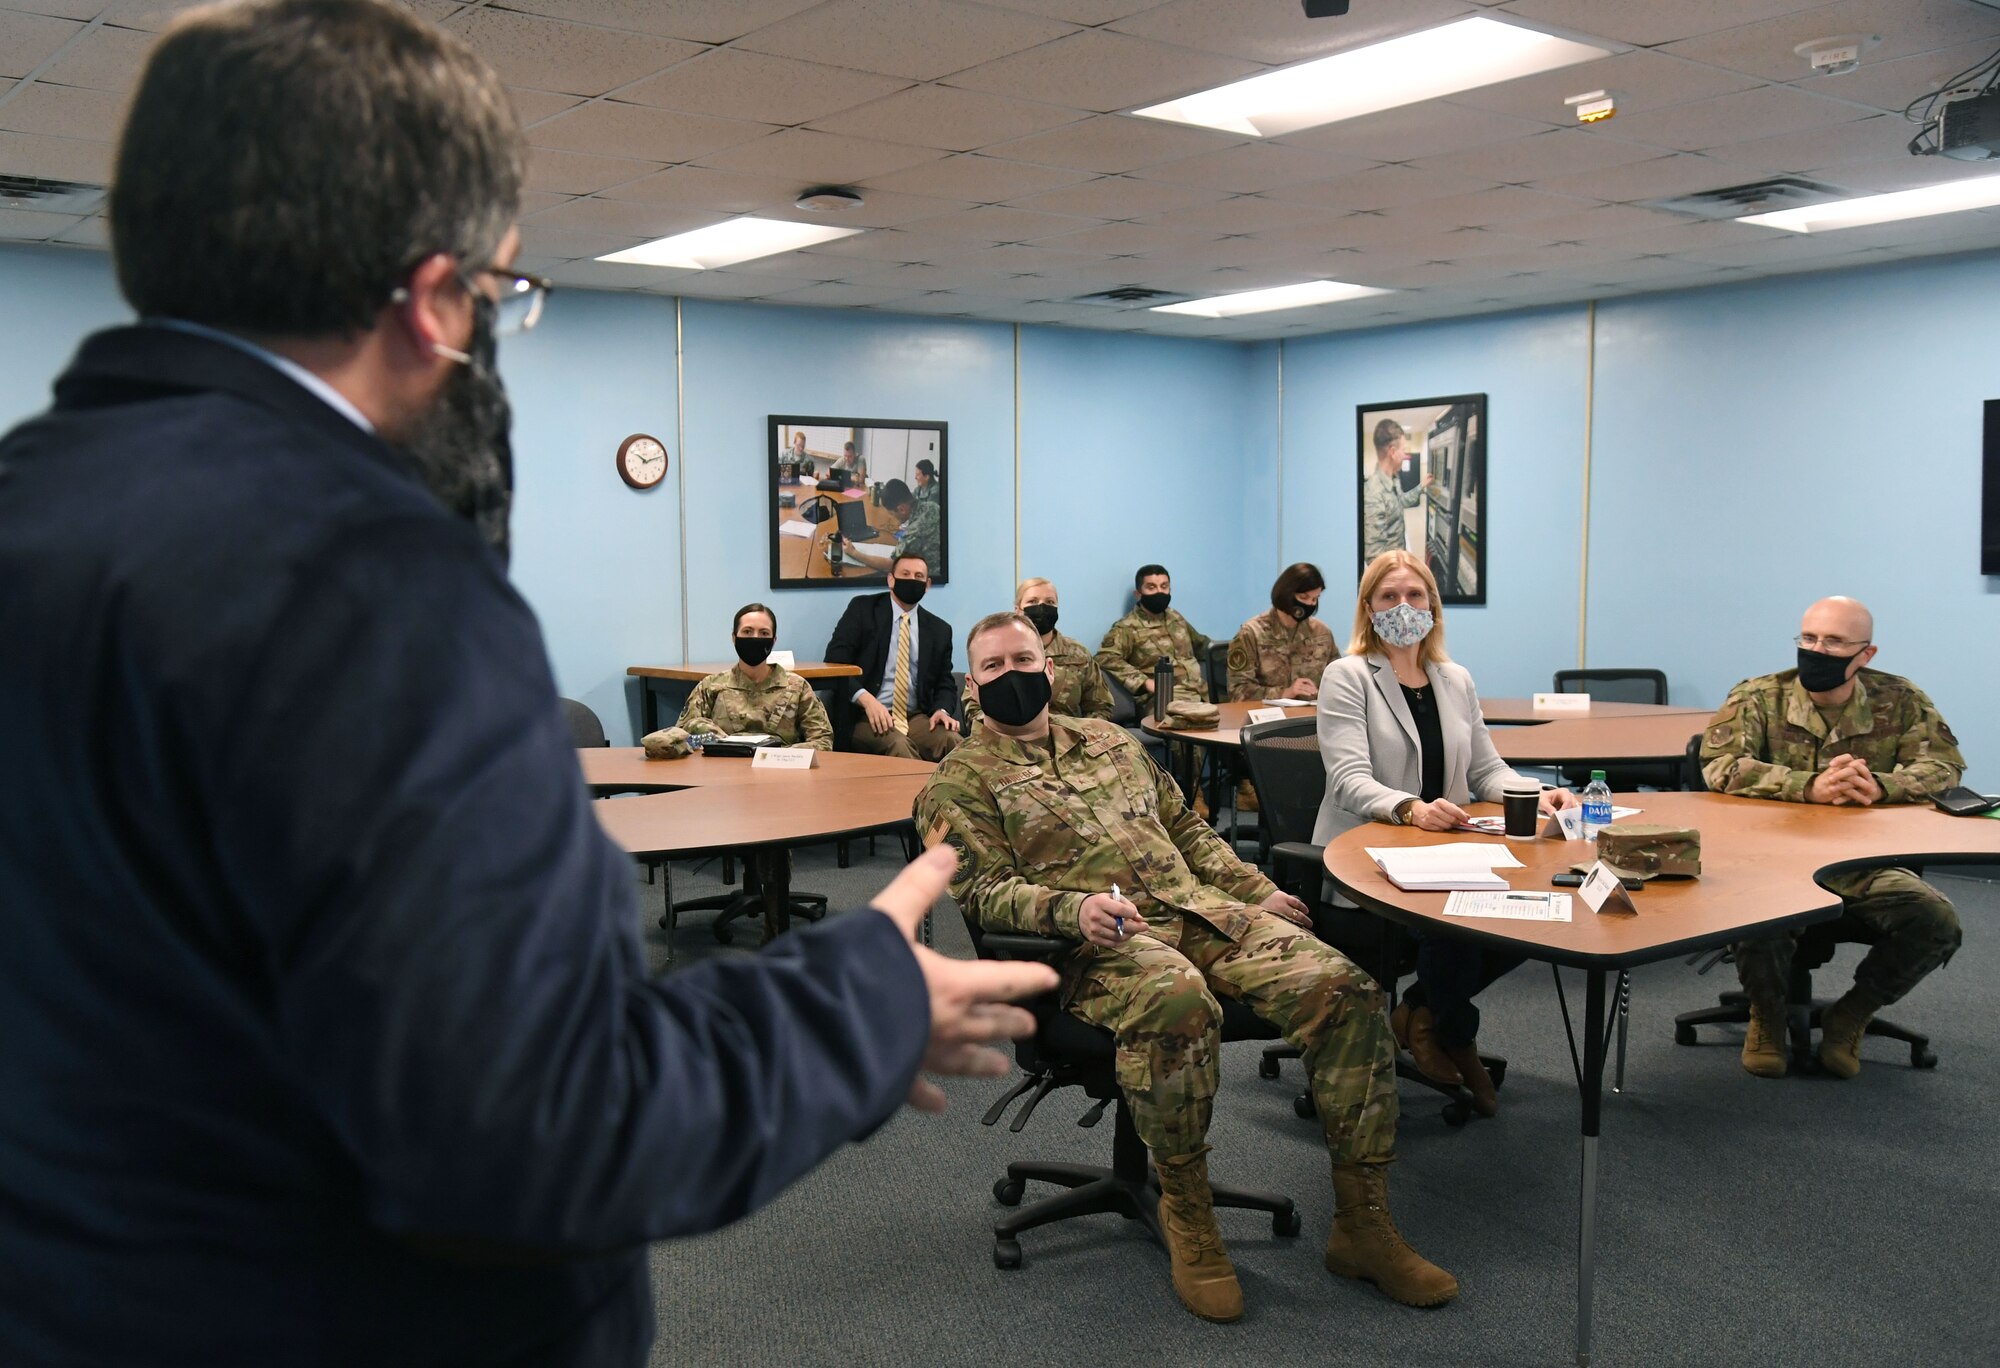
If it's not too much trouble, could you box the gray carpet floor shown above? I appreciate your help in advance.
[630,840,2000,1368]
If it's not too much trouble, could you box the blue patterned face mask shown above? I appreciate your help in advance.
[1371,603,1434,648]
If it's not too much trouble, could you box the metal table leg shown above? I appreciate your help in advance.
[641,678,659,735]
[1612,970,1631,1094]
[1576,968,1609,1368]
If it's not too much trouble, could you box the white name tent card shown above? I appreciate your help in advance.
[1542,807,1587,841]
[1576,860,1638,915]
[1365,842,1524,892]
[767,650,797,669]
[751,746,818,770]
[1262,698,1313,708]
[1532,692,1591,712]
[1246,706,1288,725]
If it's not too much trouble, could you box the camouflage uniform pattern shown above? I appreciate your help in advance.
[961,630,1114,726]
[677,662,834,750]
[1701,667,1965,1006]
[891,498,943,578]
[1096,607,1210,704]
[916,716,1397,1161]
[914,478,938,504]
[1226,609,1338,701]
[1362,465,1424,562]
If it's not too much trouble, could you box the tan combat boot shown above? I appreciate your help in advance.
[1154,1149,1243,1323]
[1389,1001,1462,1087]
[1326,1161,1459,1308]
[1818,989,1885,1080]
[1740,999,1788,1078]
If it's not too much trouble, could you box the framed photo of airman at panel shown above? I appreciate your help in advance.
[1356,393,1487,605]
[768,415,948,590]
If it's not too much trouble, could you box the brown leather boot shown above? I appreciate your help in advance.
[1235,779,1260,813]
[1391,1003,1461,1087]
[1441,1042,1498,1117]
[1154,1149,1243,1323]
[1740,1000,1788,1078]
[1817,989,1884,1080]
[1326,1161,1458,1307]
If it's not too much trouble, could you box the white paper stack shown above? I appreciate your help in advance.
[1364,842,1524,891]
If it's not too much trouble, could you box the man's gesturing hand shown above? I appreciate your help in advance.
[871,845,1057,1113]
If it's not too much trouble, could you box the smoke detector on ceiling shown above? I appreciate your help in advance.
[795,186,863,212]
[1794,35,1878,76]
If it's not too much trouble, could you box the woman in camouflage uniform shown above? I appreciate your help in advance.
[961,577,1113,726]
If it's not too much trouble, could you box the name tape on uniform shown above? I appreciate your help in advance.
[751,746,818,770]
[1577,860,1637,915]
[1532,692,1591,712]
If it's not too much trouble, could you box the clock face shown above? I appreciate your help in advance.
[618,434,668,490]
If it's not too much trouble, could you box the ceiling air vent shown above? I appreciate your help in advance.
[1068,285,1193,308]
[1640,176,1847,220]
[0,174,107,214]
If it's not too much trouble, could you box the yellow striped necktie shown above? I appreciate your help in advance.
[891,613,911,735]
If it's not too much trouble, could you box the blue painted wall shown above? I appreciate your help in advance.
[0,246,129,434]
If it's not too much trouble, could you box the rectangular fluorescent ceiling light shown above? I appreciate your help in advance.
[596,216,862,269]
[1133,16,1610,137]
[1152,280,1391,318]
[1737,173,2000,232]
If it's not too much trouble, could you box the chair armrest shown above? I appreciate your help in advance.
[980,933,1071,964]
[1269,840,1328,897]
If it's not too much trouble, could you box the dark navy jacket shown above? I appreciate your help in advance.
[0,326,928,1366]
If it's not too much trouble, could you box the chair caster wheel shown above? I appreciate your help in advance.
[656,913,671,932]
[1913,1048,1938,1069]
[993,1178,1025,1206]
[1273,1208,1302,1237]
[1257,1055,1281,1080]
[1674,1023,1697,1046]
[1441,1101,1470,1127]
[712,923,734,946]
[1292,1093,1316,1121]
[994,1238,1023,1270]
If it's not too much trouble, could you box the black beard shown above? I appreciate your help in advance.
[395,300,515,563]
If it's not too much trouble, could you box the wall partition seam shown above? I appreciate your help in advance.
[1013,323,1022,589]
[675,295,689,667]
[1275,339,1286,572]
[1578,299,1596,670]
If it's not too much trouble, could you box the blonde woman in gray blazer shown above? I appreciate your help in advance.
[1311,551,1574,1115]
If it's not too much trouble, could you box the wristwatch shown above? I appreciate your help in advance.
[1391,797,1418,826]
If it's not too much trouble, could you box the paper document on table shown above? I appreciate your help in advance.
[1365,842,1523,891]
[1444,891,1572,922]
[779,519,816,538]
[1262,697,1312,707]
[1611,806,1642,819]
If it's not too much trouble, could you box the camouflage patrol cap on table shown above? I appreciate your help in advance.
[641,726,693,759]
[1155,700,1221,730]
[1575,825,1701,881]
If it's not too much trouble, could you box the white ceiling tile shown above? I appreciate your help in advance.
[31,21,154,89]
[861,151,1094,201]
[799,225,991,262]
[945,29,1260,113]
[524,146,669,195]
[1814,36,2000,115]
[1573,218,1781,255]
[518,191,579,215]
[892,203,1099,242]
[1258,163,1500,211]
[616,49,913,125]
[98,1,241,31]
[0,83,128,143]
[510,87,586,125]
[1,1,98,18]
[1658,1,2000,83]
[1003,174,1226,218]
[1131,141,1377,192]
[0,204,82,241]
[1594,84,1871,153]
[442,9,703,97]
[516,224,653,261]
[1653,232,1864,268]
[492,0,822,44]
[1031,218,1217,255]
[694,128,948,182]
[2,14,83,83]
[1443,48,1761,123]
[809,84,1083,151]
[978,0,1167,22]
[530,101,775,162]
[1504,200,1695,240]
[760,280,936,307]
[1495,0,1818,48]
[873,290,1029,316]
[521,195,722,238]
[593,162,805,209]
[1377,184,1599,228]
[920,240,1104,272]
[1823,156,2000,194]
[733,0,1077,82]
[1694,114,1918,176]
[978,113,1236,173]
[1531,151,1750,203]
[1277,101,1558,163]
[0,129,114,183]
[836,261,981,292]
[546,258,696,290]
[1108,0,1478,65]
[1132,194,1330,234]
[1414,127,1666,182]
[53,212,109,246]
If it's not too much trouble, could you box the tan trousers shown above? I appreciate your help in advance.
[846,709,960,761]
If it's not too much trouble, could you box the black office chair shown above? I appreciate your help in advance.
[1103,672,1170,770]
[1552,668,1678,790]
[560,697,608,749]
[1237,717,1502,1127]
[975,929,1300,1270]
[1672,736,1938,1070]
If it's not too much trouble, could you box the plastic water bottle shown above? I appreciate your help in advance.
[1581,770,1613,841]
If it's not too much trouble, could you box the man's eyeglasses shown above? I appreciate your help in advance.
[1795,634,1869,654]
[471,266,553,336]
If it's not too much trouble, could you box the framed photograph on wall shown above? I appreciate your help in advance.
[768,415,947,590]
[1356,393,1486,605]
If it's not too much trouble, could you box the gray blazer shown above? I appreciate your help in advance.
[1310,652,1527,845]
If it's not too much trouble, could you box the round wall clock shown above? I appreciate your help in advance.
[617,433,668,490]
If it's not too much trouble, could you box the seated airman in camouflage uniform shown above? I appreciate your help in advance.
[1702,596,1965,1079]
[1097,563,1210,706]
[919,611,1457,1323]
[642,604,833,942]
[839,478,940,580]
[960,577,1113,726]
[1227,561,1338,701]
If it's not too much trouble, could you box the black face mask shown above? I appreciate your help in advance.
[395,292,514,563]
[1138,592,1171,615]
[977,667,1052,727]
[1291,600,1317,620]
[734,636,774,667]
[892,577,927,606]
[1796,646,1858,693]
[1021,603,1059,636]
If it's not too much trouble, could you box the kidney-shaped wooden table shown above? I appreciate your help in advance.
[1322,790,2000,1368]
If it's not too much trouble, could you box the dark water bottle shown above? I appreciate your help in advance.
[828,522,844,573]
[1153,655,1172,722]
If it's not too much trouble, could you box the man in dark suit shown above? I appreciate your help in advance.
[0,4,1052,1366]
[826,552,963,761]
